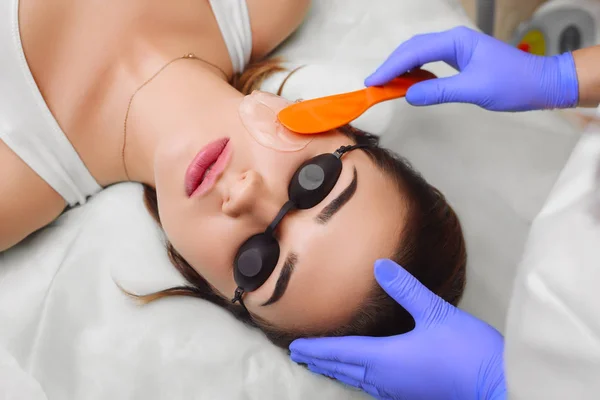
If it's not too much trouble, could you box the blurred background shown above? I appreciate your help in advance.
[461,0,548,41]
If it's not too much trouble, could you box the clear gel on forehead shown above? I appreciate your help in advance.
[238,91,313,152]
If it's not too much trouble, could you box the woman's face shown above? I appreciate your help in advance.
[153,91,406,331]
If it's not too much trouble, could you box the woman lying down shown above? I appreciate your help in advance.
[0,0,466,348]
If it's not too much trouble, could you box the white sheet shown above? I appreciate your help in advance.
[0,1,583,399]
[505,112,600,399]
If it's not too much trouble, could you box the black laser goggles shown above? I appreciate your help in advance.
[231,144,367,308]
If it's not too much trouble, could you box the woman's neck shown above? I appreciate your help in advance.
[65,0,238,189]
[117,59,240,187]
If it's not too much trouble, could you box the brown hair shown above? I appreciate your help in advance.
[131,58,467,349]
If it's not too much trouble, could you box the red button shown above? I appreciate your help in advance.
[517,43,531,53]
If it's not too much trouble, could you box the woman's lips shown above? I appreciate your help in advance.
[184,138,232,197]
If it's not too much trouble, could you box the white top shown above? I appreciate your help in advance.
[211,0,253,74]
[0,0,252,207]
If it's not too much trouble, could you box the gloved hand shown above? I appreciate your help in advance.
[365,26,579,111]
[289,259,506,400]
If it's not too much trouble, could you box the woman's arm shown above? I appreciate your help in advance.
[245,0,311,61]
[573,45,600,108]
[0,142,65,252]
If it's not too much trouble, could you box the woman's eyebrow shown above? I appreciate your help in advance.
[261,253,297,307]
[315,166,358,224]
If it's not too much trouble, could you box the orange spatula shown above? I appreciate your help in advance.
[277,69,437,134]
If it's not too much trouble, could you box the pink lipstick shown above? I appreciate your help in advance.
[184,138,231,197]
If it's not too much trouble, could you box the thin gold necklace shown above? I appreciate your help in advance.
[121,53,228,181]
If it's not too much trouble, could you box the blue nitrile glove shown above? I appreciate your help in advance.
[289,259,506,400]
[365,26,579,111]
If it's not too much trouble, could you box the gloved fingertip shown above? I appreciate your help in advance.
[374,259,400,284]
[288,339,307,353]
[364,73,383,87]
[405,85,429,106]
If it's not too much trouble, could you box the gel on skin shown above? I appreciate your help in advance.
[238,91,313,152]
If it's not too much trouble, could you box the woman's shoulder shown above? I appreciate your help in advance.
[0,142,65,252]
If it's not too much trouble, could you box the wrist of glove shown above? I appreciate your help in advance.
[540,52,579,110]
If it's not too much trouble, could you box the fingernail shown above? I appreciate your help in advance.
[374,259,399,283]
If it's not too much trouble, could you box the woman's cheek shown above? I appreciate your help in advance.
[183,222,234,281]
[238,91,313,153]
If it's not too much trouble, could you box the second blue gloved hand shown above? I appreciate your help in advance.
[289,259,506,400]
[365,26,579,111]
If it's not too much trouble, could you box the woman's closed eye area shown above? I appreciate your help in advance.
[258,162,361,309]
[231,144,366,308]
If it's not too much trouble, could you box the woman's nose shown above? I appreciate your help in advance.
[222,170,284,225]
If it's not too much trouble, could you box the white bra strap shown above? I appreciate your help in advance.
[209,0,253,74]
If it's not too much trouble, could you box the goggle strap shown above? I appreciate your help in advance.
[265,200,295,236]
[232,287,244,304]
[334,144,369,159]
[231,287,250,315]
